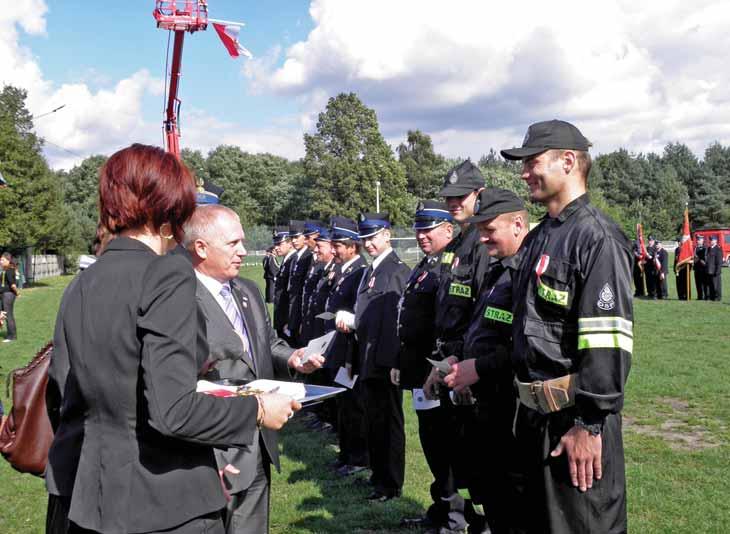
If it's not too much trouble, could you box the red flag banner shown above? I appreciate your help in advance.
[675,207,694,272]
[213,23,253,59]
[637,223,647,261]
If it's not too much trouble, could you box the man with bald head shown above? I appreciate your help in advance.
[183,205,322,534]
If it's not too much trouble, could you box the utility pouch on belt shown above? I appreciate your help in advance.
[515,373,577,414]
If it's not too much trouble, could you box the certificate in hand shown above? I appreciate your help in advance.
[196,379,345,405]
[299,330,336,364]
[426,357,453,375]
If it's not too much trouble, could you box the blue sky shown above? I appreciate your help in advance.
[4,1,730,169]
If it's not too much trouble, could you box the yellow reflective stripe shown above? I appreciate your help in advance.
[578,332,633,353]
[441,252,454,264]
[484,306,513,324]
[449,282,471,298]
[537,279,569,307]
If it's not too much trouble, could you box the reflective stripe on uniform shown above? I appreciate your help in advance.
[441,252,455,264]
[484,306,513,324]
[578,332,633,353]
[449,282,471,298]
[578,316,633,337]
[537,279,569,306]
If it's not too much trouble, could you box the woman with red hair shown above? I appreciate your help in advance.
[45,144,299,534]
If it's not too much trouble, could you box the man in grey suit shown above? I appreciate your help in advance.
[183,205,324,534]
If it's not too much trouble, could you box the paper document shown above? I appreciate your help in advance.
[412,388,440,411]
[300,330,336,363]
[315,311,336,321]
[197,379,344,405]
[426,357,453,375]
[334,366,358,389]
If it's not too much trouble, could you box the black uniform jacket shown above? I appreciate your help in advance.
[273,251,296,333]
[463,249,523,399]
[434,224,493,359]
[354,250,410,381]
[512,194,633,425]
[45,237,259,534]
[301,260,336,344]
[299,258,325,344]
[324,256,367,371]
[287,248,314,340]
[396,254,442,389]
[263,254,279,282]
[694,245,707,273]
[655,247,669,276]
[707,245,723,276]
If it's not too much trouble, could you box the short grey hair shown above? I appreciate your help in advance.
[182,205,240,249]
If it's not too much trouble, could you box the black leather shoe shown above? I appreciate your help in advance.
[336,464,367,477]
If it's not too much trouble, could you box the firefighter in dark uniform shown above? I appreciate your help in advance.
[262,246,280,304]
[301,226,335,345]
[645,236,657,298]
[350,212,410,502]
[501,120,632,534]
[631,239,645,297]
[654,240,668,299]
[391,201,454,529]
[422,160,493,533]
[693,235,708,299]
[273,227,295,341]
[300,227,339,432]
[674,237,691,300]
[323,217,370,476]
[706,235,723,301]
[444,188,529,534]
[299,222,325,346]
[287,220,314,346]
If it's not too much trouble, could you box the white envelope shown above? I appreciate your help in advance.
[334,366,358,389]
[412,388,440,411]
[300,330,336,364]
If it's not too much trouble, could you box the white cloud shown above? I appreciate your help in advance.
[249,0,730,160]
[0,2,162,169]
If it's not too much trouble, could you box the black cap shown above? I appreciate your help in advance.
[413,200,453,230]
[711,235,718,242]
[272,226,289,244]
[196,178,224,205]
[501,120,592,161]
[696,235,705,241]
[329,216,360,242]
[439,160,485,197]
[466,188,526,224]
[358,212,391,239]
[288,220,305,237]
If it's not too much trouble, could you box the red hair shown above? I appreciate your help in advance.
[99,144,196,242]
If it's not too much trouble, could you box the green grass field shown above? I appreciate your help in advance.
[1,264,729,533]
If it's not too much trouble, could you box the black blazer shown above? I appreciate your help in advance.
[287,248,314,341]
[354,251,410,380]
[197,276,294,493]
[324,256,367,371]
[273,252,296,333]
[46,237,259,533]
[707,245,723,276]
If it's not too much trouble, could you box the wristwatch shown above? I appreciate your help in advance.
[574,417,603,436]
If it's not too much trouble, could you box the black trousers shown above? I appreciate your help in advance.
[655,274,668,299]
[1,291,16,339]
[695,270,707,299]
[632,264,645,296]
[676,266,690,300]
[336,379,369,467]
[415,404,464,529]
[515,408,627,534]
[709,274,722,301]
[645,269,656,297]
[363,377,405,494]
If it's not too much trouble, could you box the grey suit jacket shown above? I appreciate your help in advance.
[197,276,294,493]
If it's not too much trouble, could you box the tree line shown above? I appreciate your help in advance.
[1,87,729,257]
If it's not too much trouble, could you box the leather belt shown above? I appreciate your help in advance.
[515,373,577,414]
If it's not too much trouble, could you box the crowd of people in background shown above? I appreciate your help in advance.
[632,234,724,301]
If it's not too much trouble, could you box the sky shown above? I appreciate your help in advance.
[3,0,730,170]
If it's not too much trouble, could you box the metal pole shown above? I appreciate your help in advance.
[375,181,381,212]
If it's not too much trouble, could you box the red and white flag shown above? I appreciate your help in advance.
[675,207,694,272]
[212,23,252,59]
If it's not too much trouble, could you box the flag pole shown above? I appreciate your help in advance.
[687,262,691,300]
